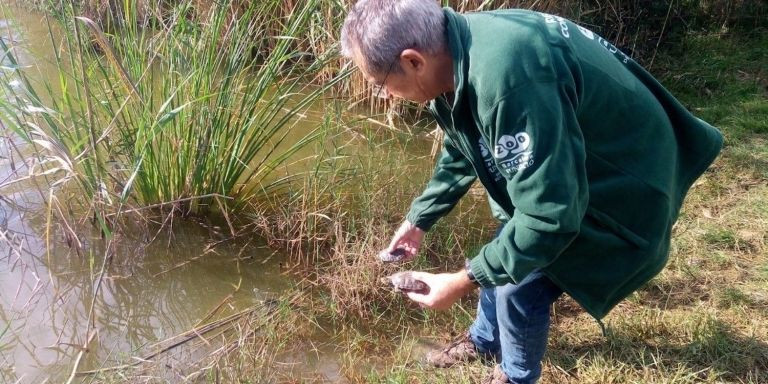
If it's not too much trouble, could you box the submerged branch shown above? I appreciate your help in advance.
[74,298,281,376]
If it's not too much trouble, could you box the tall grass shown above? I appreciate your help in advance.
[0,0,348,230]
[21,0,766,108]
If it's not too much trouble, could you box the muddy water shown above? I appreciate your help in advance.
[0,6,347,383]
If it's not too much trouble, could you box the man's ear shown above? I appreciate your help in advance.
[400,49,426,72]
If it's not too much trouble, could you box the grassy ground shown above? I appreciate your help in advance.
[236,30,768,384]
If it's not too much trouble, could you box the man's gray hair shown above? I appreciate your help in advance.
[341,0,447,75]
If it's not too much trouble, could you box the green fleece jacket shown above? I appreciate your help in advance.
[405,8,723,319]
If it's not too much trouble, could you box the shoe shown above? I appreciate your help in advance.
[425,332,492,368]
[481,365,511,384]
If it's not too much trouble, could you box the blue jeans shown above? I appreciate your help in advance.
[469,270,563,383]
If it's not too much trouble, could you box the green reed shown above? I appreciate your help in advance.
[0,0,348,225]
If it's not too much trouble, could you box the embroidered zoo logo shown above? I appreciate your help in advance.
[492,133,534,175]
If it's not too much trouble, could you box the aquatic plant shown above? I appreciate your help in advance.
[0,0,348,229]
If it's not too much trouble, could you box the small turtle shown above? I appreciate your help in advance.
[378,248,410,263]
[381,271,429,294]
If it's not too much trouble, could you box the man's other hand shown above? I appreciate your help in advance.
[404,271,476,310]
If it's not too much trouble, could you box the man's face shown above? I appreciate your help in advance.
[354,50,438,104]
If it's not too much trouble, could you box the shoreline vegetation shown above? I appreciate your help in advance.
[1,0,766,382]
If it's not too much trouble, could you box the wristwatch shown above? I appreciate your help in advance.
[465,258,479,286]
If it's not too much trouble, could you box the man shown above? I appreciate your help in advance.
[341,1,723,383]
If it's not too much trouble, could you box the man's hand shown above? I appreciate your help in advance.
[404,271,477,310]
[378,220,425,262]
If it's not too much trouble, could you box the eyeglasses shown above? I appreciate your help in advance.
[372,57,397,99]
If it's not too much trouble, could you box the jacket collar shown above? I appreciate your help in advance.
[439,7,468,112]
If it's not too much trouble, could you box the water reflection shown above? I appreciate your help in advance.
[1,200,289,382]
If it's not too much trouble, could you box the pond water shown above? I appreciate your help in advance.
[0,5,351,383]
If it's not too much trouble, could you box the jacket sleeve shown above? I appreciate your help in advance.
[470,81,589,287]
[405,134,478,231]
